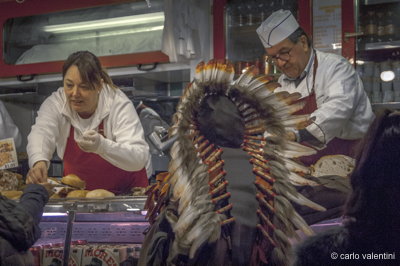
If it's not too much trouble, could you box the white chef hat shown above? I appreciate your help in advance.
[256,9,299,48]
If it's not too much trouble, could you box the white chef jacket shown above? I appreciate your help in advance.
[0,100,22,149]
[276,49,375,144]
[27,85,152,176]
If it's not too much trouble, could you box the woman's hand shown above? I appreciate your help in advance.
[26,160,48,184]
[76,130,103,153]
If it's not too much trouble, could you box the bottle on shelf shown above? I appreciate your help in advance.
[254,57,261,74]
[385,10,395,42]
[380,60,394,103]
[393,60,400,102]
[255,0,266,24]
[361,62,374,100]
[235,2,246,27]
[263,54,272,76]
[376,11,385,42]
[372,63,382,103]
[364,9,377,43]
[225,5,234,28]
[357,10,366,49]
[246,0,257,26]
[235,61,243,75]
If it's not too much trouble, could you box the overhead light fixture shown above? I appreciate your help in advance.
[56,25,164,42]
[381,70,395,82]
[43,12,164,33]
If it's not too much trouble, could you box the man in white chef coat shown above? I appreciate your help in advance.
[257,10,374,167]
[256,10,375,224]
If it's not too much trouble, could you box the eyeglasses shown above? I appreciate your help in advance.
[269,47,294,63]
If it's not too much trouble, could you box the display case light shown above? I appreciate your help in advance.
[43,12,164,34]
[42,212,68,217]
[123,203,141,212]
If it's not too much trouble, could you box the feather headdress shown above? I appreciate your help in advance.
[141,60,325,266]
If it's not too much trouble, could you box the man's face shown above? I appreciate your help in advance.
[265,35,310,79]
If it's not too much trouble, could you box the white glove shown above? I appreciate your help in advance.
[76,130,103,153]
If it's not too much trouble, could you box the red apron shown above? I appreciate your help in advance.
[294,53,360,166]
[63,121,148,194]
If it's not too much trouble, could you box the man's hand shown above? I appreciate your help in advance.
[76,130,103,153]
[26,160,48,184]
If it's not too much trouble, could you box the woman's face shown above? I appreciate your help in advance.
[63,65,101,118]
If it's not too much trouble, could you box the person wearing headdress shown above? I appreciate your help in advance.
[138,59,330,266]
[256,10,374,166]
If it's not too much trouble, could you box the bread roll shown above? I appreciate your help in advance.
[67,190,90,198]
[1,190,23,200]
[86,189,115,198]
[131,187,147,196]
[61,174,86,189]
[311,155,355,178]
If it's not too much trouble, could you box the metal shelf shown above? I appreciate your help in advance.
[372,102,400,110]
[363,0,400,5]
[43,196,147,214]
[0,62,191,89]
[365,40,400,51]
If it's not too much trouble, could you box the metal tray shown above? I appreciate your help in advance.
[44,196,147,214]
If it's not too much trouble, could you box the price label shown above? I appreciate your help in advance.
[0,138,18,169]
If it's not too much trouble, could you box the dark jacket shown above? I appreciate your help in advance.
[293,225,400,266]
[0,184,49,266]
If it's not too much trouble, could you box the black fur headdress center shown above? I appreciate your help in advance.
[197,94,244,148]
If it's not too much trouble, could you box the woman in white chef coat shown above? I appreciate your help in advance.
[257,10,375,166]
[0,100,22,149]
[26,51,151,194]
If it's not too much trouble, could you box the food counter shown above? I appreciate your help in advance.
[36,196,148,265]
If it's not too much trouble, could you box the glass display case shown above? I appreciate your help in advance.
[354,0,400,108]
[36,196,148,265]
[214,0,304,78]
[0,0,169,78]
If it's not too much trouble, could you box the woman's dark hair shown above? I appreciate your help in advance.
[344,109,400,250]
[288,27,312,47]
[62,50,116,90]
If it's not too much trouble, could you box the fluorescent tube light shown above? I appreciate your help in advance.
[42,212,68,217]
[43,12,164,33]
[56,25,164,42]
